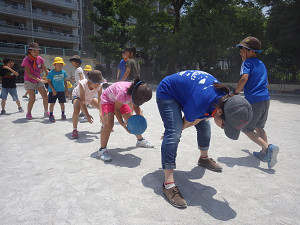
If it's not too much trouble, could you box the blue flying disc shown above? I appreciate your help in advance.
[127,115,147,135]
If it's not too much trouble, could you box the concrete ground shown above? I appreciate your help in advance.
[0,85,299,225]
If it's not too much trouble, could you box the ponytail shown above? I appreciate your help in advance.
[127,77,141,95]
[213,83,230,120]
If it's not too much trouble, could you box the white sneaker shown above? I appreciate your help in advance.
[136,139,154,148]
[98,148,112,162]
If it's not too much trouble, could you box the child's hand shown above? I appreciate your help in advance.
[3,66,10,70]
[161,132,164,140]
[121,122,131,134]
[52,90,57,96]
[86,114,94,124]
[38,78,47,84]
[100,114,103,123]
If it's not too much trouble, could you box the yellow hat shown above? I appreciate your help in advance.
[53,57,66,65]
[67,81,72,89]
[84,65,92,71]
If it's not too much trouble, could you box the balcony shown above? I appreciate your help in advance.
[33,0,78,10]
[0,4,78,27]
[0,42,80,57]
[0,24,79,43]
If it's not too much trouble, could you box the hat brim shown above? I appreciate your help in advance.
[69,58,82,63]
[28,48,42,51]
[84,69,92,71]
[224,121,241,140]
[236,44,262,53]
[53,62,66,65]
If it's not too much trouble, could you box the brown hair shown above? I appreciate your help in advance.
[213,83,230,120]
[86,70,103,83]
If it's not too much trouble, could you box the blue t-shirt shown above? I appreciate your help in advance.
[157,70,226,122]
[118,59,126,80]
[240,57,270,104]
[47,69,68,92]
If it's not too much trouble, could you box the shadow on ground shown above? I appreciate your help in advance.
[217,149,275,174]
[142,168,237,221]
[65,131,99,143]
[90,146,141,168]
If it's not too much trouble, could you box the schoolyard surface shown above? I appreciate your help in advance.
[0,85,299,225]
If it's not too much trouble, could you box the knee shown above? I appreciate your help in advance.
[164,129,182,142]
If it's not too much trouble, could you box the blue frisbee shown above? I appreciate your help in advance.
[127,115,147,135]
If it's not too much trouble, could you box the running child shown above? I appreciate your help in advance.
[72,70,104,139]
[156,70,253,208]
[0,58,23,114]
[235,36,279,169]
[98,78,154,162]
[21,42,49,119]
[47,57,68,122]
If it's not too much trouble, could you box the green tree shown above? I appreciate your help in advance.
[88,0,133,77]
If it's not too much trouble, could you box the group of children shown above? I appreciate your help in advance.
[0,37,279,209]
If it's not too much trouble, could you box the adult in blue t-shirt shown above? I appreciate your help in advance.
[235,36,279,170]
[47,59,68,122]
[156,70,253,208]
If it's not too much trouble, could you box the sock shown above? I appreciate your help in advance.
[99,147,106,151]
[50,112,53,117]
[200,156,208,160]
[164,182,176,189]
[138,138,144,141]
[73,128,77,131]
[62,111,65,115]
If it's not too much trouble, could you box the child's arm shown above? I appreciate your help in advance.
[41,63,49,76]
[64,78,68,96]
[3,66,19,76]
[133,104,143,116]
[116,69,121,80]
[114,101,130,133]
[47,79,57,96]
[79,72,84,80]
[24,66,46,83]
[121,67,131,81]
[98,86,103,121]
[234,74,249,94]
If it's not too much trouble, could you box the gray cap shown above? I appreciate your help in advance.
[224,95,253,140]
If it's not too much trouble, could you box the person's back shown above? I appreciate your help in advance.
[126,58,140,80]
[241,57,269,104]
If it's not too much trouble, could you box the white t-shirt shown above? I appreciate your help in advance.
[74,67,85,84]
[72,79,101,104]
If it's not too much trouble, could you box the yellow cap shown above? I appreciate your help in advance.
[53,57,66,65]
[84,65,92,71]
[67,81,72,89]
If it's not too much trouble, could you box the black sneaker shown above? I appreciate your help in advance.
[1,110,6,115]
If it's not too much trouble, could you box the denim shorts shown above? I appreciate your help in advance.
[242,99,270,133]
[0,87,19,101]
[48,92,66,103]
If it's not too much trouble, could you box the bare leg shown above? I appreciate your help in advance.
[49,103,55,114]
[100,112,114,148]
[72,99,81,129]
[16,100,21,108]
[37,86,48,112]
[255,128,268,143]
[164,169,174,183]
[27,89,36,114]
[245,131,269,152]
[1,99,6,110]
[59,103,65,113]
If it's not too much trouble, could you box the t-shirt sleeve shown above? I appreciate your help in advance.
[240,60,251,76]
[38,56,45,65]
[64,71,68,79]
[118,61,122,69]
[126,60,133,68]
[21,57,30,67]
[47,71,53,80]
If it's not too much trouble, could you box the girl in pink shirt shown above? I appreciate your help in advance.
[21,42,49,119]
[98,78,154,162]
[71,70,104,139]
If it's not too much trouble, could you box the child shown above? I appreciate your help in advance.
[116,50,128,81]
[156,70,253,208]
[98,78,154,162]
[0,58,23,114]
[235,36,279,169]
[84,65,92,76]
[72,70,104,139]
[47,57,68,122]
[121,47,140,81]
[68,75,76,100]
[70,55,84,85]
[21,42,49,120]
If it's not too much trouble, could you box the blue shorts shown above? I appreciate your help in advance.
[48,92,66,103]
[0,88,19,101]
